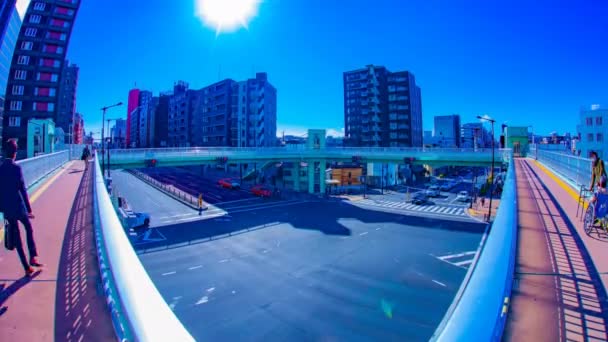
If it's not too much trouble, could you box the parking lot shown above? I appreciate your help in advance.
[141,165,256,204]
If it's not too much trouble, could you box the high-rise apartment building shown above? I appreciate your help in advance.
[343,65,422,147]
[2,0,81,158]
[153,93,169,147]
[434,114,461,147]
[0,0,21,144]
[577,104,608,159]
[110,118,126,148]
[191,79,235,146]
[126,88,140,147]
[138,90,152,147]
[72,110,83,143]
[56,59,77,142]
[231,72,277,147]
[168,81,191,147]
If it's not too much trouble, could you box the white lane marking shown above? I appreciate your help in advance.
[429,207,441,213]
[207,287,215,292]
[375,227,381,231]
[195,296,209,305]
[438,251,476,260]
[359,232,369,236]
[159,213,195,219]
[219,259,230,263]
[188,265,203,270]
[276,241,281,247]
[453,259,474,267]
[162,271,176,276]
[232,290,236,294]
[432,280,446,287]
[169,296,182,310]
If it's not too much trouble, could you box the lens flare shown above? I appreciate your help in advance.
[195,0,260,34]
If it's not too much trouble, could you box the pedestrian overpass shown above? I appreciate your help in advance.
[6,145,603,341]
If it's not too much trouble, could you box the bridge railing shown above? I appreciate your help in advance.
[16,150,69,189]
[107,146,511,164]
[431,151,517,341]
[92,155,194,341]
[535,149,591,188]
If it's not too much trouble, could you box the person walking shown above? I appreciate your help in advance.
[589,151,607,192]
[198,193,204,216]
[0,139,42,277]
[81,145,91,170]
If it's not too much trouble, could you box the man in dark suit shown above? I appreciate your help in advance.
[0,139,42,276]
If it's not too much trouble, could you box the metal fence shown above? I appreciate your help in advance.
[16,150,69,189]
[535,148,591,188]
[431,153,517,341]
[91,155,194,341]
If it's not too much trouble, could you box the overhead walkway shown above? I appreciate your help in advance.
[0,160,115,341]
[504,158,608,340]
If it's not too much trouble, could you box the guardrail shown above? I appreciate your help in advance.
[16,150,69,189]
[431,153,517,341]
[92,155,194,341]
[535,149,591,188]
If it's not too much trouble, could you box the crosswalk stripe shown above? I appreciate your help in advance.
[453,259,474,267]
[438,251,477,260]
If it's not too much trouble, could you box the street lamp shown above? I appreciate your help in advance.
[101,102,123,176]
[106,118,122,177]
[477,115,496,222]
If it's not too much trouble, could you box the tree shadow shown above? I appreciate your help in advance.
[134,199,485,254]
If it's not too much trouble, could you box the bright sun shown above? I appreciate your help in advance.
[195,0,261,34]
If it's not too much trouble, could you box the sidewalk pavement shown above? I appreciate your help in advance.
[504,158,608,341]
[0,161,115,341]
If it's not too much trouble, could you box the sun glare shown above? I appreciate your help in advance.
[195,0,260,34]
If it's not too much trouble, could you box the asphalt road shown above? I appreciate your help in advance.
[111,170,207,227]
[138,201,485,341]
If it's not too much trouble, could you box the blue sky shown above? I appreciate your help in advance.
[61,0,608,138]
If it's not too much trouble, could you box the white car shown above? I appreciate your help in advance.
[456,191,471,202]
[120,208,151,229]
[425,186,440,197]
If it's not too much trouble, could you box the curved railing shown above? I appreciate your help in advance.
[535,148,591,188]
[92,155,194,341]
[431,152,517,341]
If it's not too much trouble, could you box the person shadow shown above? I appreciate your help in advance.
[0,271,41,316]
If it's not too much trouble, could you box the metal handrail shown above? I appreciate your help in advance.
[431,153,517,341]
[16,150,69,189]
[92,155,194,341]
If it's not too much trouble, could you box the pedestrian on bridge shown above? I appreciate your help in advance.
[81,145,91,170]
[589,151,606,192]
[198,193,204,216]
[0,139,42,277]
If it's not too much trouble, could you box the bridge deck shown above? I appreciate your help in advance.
[0,161,115,341]
[504,158,608,341]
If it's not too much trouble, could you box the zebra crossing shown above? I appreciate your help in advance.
[355,199,468,217]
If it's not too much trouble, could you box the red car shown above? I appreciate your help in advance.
[218,178,240,189]
[251,185,272,198]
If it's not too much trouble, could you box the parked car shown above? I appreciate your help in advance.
[251,185,272,198]
[439,183,453,191]
[411,193,429,205]
[219,178,240,189]
[456,191,471,202]
[425,185,440,197]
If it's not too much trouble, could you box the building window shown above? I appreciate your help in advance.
[55,7,75,15]
[33,102,53,111]
[50,18,70,28]
[14,70,27,80]
[21,41,33,50]
[10,101,22,110]
[12,85,24,95]
[24,28,37,37]
[597,117,603,126]
[8,116,21,127]
[43,44,63,54]
[588,133,594,142]
[33,2,46,10]
[598,133,604,142]
[46,31,67,41]
[39,58,60,67]
[29,14,42,23]
[17,55,30,65]
[587,117,593,126]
